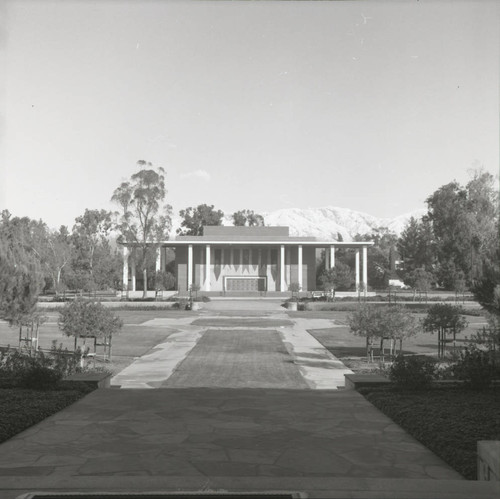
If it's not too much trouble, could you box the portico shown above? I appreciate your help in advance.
[121,226,373,295]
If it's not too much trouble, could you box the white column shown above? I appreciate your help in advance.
[161,247,166,272]
[205,244,211,292]
[280,244,286,292]
[362,246,368,296]
[131,250,136,292]
[155,246,161,273]
[187,244,193,290]
[330,246,335,268]
[286,246,291,285]
[122,246,129,292]
[298,244,303,290]
[355,248,360,292]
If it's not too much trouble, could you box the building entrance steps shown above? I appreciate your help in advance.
[200,299,286,311]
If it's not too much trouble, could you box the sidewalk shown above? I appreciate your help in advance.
[1,302,498,498]
[3,387,493,498]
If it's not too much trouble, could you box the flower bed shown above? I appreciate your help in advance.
[359,385,500,479]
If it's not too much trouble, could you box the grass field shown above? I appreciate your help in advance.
[163,328,308,389]
[0,308,489,377]
[0,311,191,376]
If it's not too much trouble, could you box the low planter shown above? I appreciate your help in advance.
[344,373,391,390]
[478,440,500,481]
[64,371,113,389]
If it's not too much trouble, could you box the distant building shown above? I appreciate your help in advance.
[120,226,373,295]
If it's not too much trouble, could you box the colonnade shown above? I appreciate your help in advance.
[122,244,369,294]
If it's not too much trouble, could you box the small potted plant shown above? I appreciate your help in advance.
[287,282,301,311]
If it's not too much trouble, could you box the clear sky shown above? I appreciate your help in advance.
[1,0,498,229]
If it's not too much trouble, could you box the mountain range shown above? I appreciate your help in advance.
[171,206,427,241]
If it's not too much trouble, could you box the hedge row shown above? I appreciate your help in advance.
[0,384,93,444]
[360,386,500,479]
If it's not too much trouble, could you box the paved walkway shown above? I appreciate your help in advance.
[3,388,497,497]
[1,300,498,498]
[0,388,471,498]
[111,307,353,390]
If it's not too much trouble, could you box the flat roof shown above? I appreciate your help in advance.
[121,240,374,247]
[119,225,374,247]
[202,226,290,237]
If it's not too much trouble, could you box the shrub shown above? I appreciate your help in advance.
[452,347,498,390]
[388,355,437,390]
[49,341,83,376]
[0,341,84,388]
[20,365,63,390]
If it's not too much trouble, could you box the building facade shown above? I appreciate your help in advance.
[121,226,373,295]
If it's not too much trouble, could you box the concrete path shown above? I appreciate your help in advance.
[5,389,495,498]
[278,315,353,389]
[0,389,464,488]
[110,317,206,389]
[2,301,497,498]
[111,309,351,390]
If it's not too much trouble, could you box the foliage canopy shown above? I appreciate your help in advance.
[58,299,123,339]
[177,204,224,236]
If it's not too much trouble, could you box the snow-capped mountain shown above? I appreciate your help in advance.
[261,206,426,241]
[171,206,426,241]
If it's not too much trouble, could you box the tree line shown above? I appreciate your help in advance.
[1,161,497,319]
[0,160,267,308]
[317,169,498,295]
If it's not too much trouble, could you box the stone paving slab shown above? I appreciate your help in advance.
[0,388,463,482]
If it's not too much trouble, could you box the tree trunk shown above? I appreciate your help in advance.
[142,268,148,299]
[366,337,373,363]
[437,329,441,358]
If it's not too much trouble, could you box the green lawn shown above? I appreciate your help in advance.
[0,384,94,444]
[359,385,500,479]
[0,310,192,376]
